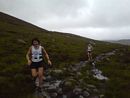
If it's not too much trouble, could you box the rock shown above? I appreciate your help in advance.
[71,67,78,72]
[106,58,110,61]
[52,69,63,74]
[50,69,64,79]
[61,78,77,92]
[50,92,57,98]
[82,90,90,97]
[92,69,102,75]
[62,94,67,98]
[93,88,99,93]
[17,39,26,44]
[93,74,108,80]
[79,95,84,98]
[73,87,82,95]
[45,75,54,82]
[87,84,96,89]
[57,88,63,94]
[91,68,108,80]
[77,72,82,76]
[41,91,50,98]
[46,86,57,92]
[42,82,50,88]
[99,94,105,98]
[89,95,99,98]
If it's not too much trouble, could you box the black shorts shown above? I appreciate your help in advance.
[30,60,45,69]
[88,51,92,54]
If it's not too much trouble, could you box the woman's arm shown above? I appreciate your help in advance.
[42,47,52,65]
[26,47,32,65]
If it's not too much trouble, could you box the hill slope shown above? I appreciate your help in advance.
[0,12,120,64]
[109,39,130,45]
[0,12,129,98]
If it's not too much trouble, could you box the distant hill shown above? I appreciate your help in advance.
[106,39,130,45]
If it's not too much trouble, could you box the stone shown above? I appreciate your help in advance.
[87,84,96,88]
[73,87,82,95]
[82,90,90,97]
[50,92,57,98]
[17,39,26,44]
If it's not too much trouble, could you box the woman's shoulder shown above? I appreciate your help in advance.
[40,46,45,49]
[27,46,33,52]
[29,46,32,49]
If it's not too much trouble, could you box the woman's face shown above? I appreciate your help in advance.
[33,40,39,47]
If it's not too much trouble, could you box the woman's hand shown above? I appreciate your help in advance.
[27,60,32,66]
[48,60,52,66]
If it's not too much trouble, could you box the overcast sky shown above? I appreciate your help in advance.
[0,0,130,40]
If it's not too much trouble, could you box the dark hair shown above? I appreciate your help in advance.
[31,38,40,45]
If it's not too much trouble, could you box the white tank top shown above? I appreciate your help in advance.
[31,46,43,62]
[88,45,92,51]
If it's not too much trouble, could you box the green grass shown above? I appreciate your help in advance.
[96,47,130,98]
[0,12,129,98]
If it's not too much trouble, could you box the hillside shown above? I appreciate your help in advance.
[0,12,130,98]
[106,39,130,45]
[114,39,130,45]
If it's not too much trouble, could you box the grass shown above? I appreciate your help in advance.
[0,12,129,98]
[96,47,130,98]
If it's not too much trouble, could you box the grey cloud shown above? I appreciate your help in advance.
[36,0,130,30]
[0,0,87,22]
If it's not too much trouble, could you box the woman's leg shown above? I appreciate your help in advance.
[90,52,92,60]
[38,67,44,87]
[31,68,38,86]
[88,52,90,61]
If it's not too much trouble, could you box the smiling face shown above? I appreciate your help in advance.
[32,40,40,48]
[33,40,39,45]
[32,38,40,46]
